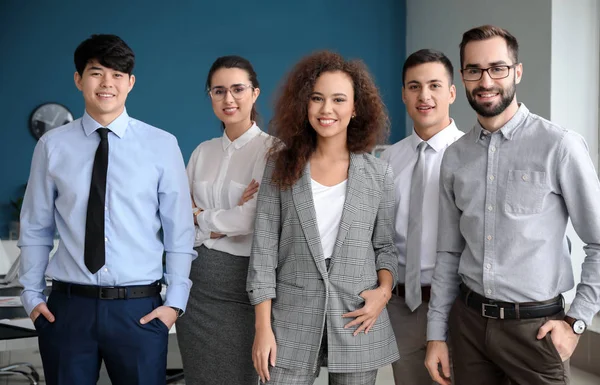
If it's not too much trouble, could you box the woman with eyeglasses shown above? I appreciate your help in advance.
[248,51,399,384]
[176,55,273,385]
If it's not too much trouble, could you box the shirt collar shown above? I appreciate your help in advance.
[410,119,460,153]
[82,108,129,138]
[221,122,261,151]
[474,103,529,142]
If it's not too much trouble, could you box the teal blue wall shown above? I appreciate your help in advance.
[0,0,406,236]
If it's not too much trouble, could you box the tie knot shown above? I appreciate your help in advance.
[97,128,110,140]
[417,141,428,153]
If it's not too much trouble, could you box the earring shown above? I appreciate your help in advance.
[351,114,356,119]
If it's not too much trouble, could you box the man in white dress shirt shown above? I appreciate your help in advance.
[381,49,463,385]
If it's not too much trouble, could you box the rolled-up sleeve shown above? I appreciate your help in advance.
[247,159,280,305]
[373,164,399,285]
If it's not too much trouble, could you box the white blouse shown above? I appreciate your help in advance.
[311,178,347,259]
[187,123,273,256]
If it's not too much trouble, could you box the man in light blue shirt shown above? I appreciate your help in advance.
[18,34,196,385]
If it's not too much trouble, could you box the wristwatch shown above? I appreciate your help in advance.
[564,316,586,335]
[170,307,184,318]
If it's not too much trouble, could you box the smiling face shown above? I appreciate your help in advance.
[209,67,259,130]
[74,59,135,126]
[307,71,355,143]
[402,62,456,135]
[462,36,522,121]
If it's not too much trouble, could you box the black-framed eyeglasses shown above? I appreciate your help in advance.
[208,84,255,101]
[461,64,518,81]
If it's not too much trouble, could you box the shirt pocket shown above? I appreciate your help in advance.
[228,180,247,208]
[504,170,548,215]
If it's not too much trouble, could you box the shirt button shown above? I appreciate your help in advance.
[489,175,495,181]
[104,237,108,242]
[522,174,529,181]
[490,146,496,152]
[487,235,493,241]
[487,205,493,211]
[104,206,108,211]
[486,289,492,295]
[486,263,491,270]
[104,268,108,272]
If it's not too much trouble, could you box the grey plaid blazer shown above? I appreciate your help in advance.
[247,152,400,373]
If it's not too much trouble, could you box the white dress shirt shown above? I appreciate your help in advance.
[187,123,273,256]
[381,120,463,284]
[311,179,347,259]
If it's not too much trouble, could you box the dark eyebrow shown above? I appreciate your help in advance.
[309,92,348,98]
[211,83,246,89]
[464,60,509,69]
[86,66,103,72]
[406,80,421,86]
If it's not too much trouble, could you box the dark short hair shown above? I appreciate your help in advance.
[74,34,135,76]
[460,25,519,68]
[205,55,260,126]
[402,49,454,85]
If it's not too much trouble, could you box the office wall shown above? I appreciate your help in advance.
[0,1,407,236]
[405,0,552,133]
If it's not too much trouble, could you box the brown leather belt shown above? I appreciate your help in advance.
[459,283,563,320]
[393,284,431,303]
[52,280,161,300]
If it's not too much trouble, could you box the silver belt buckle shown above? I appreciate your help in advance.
[481,303,504,319]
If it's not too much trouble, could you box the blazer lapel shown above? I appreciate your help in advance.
[330,153,365,268]
[292,162,327,275]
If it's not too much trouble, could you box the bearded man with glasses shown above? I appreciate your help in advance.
[424,25,600,385]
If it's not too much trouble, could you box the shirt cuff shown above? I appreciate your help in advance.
[567,296,597,326]
[163,281,192,313]
[427,319,448,341]
[21,291,46,316]
[248,287,276,306]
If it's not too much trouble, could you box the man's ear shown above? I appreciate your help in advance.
[449,84,457,105]
[515,63,523,85]
[74,71,83,91]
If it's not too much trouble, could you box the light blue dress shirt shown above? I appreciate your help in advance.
[18,109,196,315]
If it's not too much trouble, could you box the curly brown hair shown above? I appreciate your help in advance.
[268,51,389,189]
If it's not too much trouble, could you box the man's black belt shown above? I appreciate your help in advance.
[460,283,563,320]
[52,280,162,300]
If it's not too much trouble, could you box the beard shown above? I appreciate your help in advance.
[466,80,516,118]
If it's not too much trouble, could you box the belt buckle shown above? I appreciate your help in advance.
[481,303,505,319]
[99,287,115,300]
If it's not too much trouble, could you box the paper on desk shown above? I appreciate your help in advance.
[0,296,22,307]
[0,317,35,330]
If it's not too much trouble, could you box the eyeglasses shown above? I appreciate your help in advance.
[461,64,517,81]
[208,84,254,101]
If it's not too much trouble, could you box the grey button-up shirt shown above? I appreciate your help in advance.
[427,104,600,341]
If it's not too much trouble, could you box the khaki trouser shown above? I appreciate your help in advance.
[449,296,570,385]
[388,294,437,385]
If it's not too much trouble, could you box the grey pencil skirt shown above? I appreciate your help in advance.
[176,245,257,385]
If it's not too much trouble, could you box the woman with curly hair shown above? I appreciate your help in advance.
[247,51,400,384]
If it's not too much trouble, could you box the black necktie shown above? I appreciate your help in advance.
[85,127,110,274]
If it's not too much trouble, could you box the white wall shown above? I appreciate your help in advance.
[406,0,600,305]
[405,0,552,133]
[551,0,600,303]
